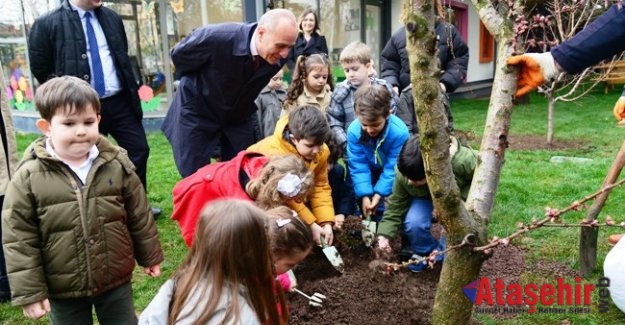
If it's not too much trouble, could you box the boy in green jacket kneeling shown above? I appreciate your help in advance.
[376,134,477,272]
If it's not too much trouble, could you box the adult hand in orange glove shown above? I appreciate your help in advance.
[506,52,560,97]
[613,93,625,122]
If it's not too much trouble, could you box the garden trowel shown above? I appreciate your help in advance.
[361,214,377,247]
[320,235,344,273]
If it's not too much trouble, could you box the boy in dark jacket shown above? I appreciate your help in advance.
[376,135,477,272]
[255,68,287,139]
[327,41,399,150]
[326,133,355,229]
[1,76,163,322]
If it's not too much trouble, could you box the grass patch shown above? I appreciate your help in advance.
[2,88,625,323]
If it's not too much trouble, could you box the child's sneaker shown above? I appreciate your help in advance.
[407,254,427,273]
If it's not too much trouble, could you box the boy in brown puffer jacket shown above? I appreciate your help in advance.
[1,76,163,323]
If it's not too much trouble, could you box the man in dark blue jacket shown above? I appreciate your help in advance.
[162,9,298,177]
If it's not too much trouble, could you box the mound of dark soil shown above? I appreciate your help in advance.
[287,217,531,324]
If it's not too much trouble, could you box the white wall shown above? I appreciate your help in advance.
[466,1,494,83]
[390,0,403,32]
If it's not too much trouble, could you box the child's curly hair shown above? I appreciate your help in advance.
[246,154,314,208]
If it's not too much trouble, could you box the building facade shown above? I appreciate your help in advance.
[1,0,494,125]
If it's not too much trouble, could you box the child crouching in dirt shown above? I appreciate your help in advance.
[326,133,355,229]
[248,106,337,246]
[375,134,477,272]
[346,84,409,221]
[172,152,314,246]
[139,199,288,324]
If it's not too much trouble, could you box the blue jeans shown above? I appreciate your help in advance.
[403,198,446,258]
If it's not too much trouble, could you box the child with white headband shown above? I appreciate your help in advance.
[172,152,314,246]
[248,105,336,245]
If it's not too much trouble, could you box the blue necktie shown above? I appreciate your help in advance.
[85,12,105,97]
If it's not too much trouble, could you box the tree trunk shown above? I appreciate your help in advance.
[432,248,484,323]
[401,0,498,323]
[579,140,625,275]
[404,0,519,322]
[547,95,555,146]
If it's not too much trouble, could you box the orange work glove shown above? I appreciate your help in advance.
[506,52,559,97]
[613,95,625,122]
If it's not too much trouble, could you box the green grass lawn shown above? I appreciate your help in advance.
[2,88,625,324]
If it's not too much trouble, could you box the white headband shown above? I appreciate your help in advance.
[277,173,303,198]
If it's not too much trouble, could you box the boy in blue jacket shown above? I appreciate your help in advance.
[346,84,409,220]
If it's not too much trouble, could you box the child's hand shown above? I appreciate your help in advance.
[144,264,161,277]
[370,194,382,213]
[333,214,345,230]
[376,236,392,254]
[276,270,298,292]
[361,197,372,217]
[310,222,324,245]
[22,299,50,320]
[322,223,334,245]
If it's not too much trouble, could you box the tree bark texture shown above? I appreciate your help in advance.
[403,0,523,322]
[547,95,555,145]
[402,0,491,323]
[464,1,518,222]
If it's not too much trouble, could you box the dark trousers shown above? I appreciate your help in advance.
[49,282,136,325]
[174,116,255,177]
[0,196,9,300]
[99,91,150,190]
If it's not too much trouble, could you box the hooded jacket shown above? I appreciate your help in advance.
[255,85,287,139]
[2,136,163,306]
[346,114,410,199]
[172,151,268,246]
[248,117,334,225]
[380,21,469,93]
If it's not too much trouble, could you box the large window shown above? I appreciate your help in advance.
[0,0,53,111]
[173,0,243,38]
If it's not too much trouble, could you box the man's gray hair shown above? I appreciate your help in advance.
[259,9,297,30]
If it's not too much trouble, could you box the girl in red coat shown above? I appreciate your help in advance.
[172,152,314,246]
